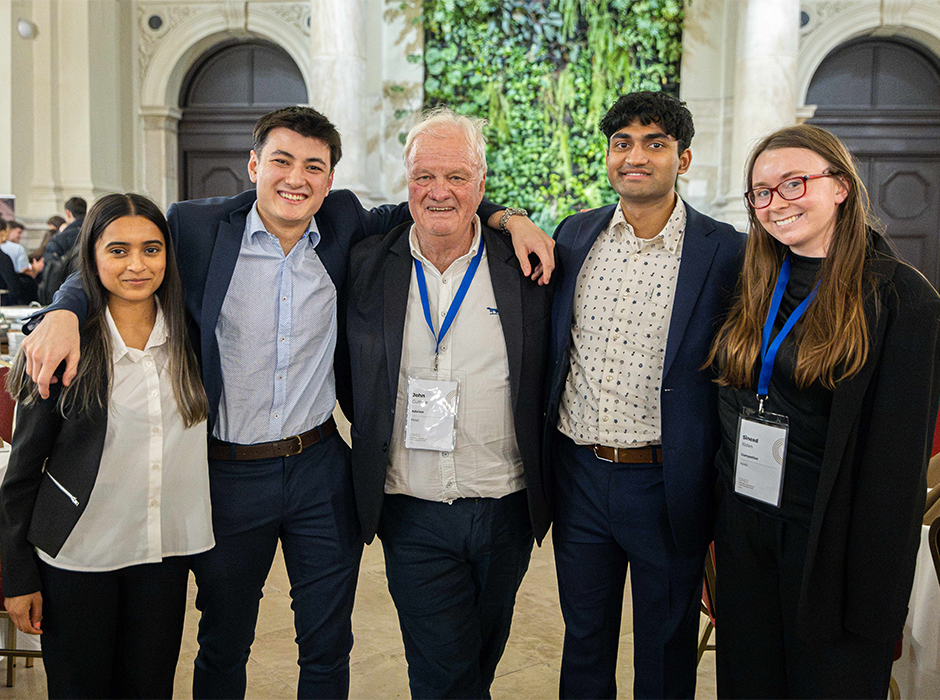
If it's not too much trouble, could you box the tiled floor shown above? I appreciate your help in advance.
[0,537,718,699]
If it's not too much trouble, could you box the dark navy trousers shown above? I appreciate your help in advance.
[379,490,533,699]
[191,430,363,700]
[552,433,704,699]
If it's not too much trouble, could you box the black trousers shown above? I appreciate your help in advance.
[37,556,190,699]
[380,491,533,699]
[714,481,895,699]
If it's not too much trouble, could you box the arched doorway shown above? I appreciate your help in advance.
[807,38,940,288]
[177,40,308,201]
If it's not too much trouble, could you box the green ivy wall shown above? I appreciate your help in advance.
[417,0,685,231]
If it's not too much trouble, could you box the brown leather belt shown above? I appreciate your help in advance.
[208,417,336,461]
[591,444,662,464]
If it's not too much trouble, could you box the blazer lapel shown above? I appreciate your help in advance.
[485,228,523,412]
[384,229,413,399]
[663,207,719,378]
[201,212,249,353]
[553,206,616,357]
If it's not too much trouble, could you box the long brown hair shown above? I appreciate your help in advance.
[9,194,208,427]
[707,124,881,390]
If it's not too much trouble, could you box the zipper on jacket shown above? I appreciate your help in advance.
[46,472,79,506]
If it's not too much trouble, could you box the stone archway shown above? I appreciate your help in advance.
[177,40,307,201]
[806,37,940,287]
[136,5,311,208]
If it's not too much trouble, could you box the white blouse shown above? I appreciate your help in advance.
[38,304,213,571]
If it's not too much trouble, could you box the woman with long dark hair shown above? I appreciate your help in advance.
[707,124,940,698]
[0,193,211,698]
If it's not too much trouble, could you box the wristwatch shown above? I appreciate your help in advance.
[498,207,528,234]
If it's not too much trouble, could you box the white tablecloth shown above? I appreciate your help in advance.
[894,524,940,699]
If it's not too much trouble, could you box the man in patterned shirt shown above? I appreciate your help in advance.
[544,91,745,699]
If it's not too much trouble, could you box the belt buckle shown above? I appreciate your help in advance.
[592,445,618,463]
[282,434,303,457]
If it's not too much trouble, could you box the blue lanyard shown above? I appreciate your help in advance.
[757,254,820,403]
[414,238,485,368]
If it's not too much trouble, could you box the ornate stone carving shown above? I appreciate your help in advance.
[137,3,214,83]
[260,2,312,35]
[800,2,853,37]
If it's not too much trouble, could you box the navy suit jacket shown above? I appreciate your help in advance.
[546,201,744,556]
[346,222,555,544]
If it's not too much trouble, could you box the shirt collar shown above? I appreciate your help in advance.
[246,202,321,249]
[610,196,687,254]
[106,298,168,362]
[408,215,482,274]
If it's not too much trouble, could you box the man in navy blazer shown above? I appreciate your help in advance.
[21,107,553,700]
[547,92,744,698]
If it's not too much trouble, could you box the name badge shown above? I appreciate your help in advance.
[733,407,789,507]
[404,375,460,451]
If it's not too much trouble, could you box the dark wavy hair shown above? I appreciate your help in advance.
[10,194,208,426]
[599,91,695,153]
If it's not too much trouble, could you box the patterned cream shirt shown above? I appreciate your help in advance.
[557,197,686,447]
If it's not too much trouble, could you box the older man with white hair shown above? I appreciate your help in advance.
[345,108,554,699]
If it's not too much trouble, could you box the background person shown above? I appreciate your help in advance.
[0,193,212,699]
[707,124,940,699]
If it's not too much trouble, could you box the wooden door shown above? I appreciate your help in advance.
[807,39,940,288]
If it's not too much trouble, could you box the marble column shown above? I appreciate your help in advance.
[0,0,13,195]
[140,106,181,211]
[718,0,800,229]
[309,0,369,196]
[27,0,61,215]
[54,0,95,201]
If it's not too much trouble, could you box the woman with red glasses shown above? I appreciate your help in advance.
[706,124,940,698]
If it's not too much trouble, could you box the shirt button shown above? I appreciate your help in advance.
[282,296,288,301]
[281,337,286,342]
[602,416,610,422]
[150,499,159,507]
[440,311,446,318]
[445,481,453,488]
[615,333,622,340]
[442,278,448,284]
[606,375,613,382]
[440,346,446,352]
[633,253,640,261]
[150,390,158,397]
[152,463,159,471]
[152,426,160,434]
[145,360,153,367]
[443,452,449,457]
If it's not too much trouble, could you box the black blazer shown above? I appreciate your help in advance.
[0,385,108,597]
[545,202,746,556]
[346,222,556,544]
[795,238,940,642]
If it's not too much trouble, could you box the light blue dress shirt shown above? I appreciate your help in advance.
[1,241,29,272]
[213,204,338,444]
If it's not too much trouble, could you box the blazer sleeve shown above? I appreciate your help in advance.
[22,271,89,335]
[843,267,940,640]
[0,389,64,597]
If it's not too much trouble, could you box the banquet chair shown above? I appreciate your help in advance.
[0,360,41,687]
[696,542,717,665]
[0,362,13,444]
